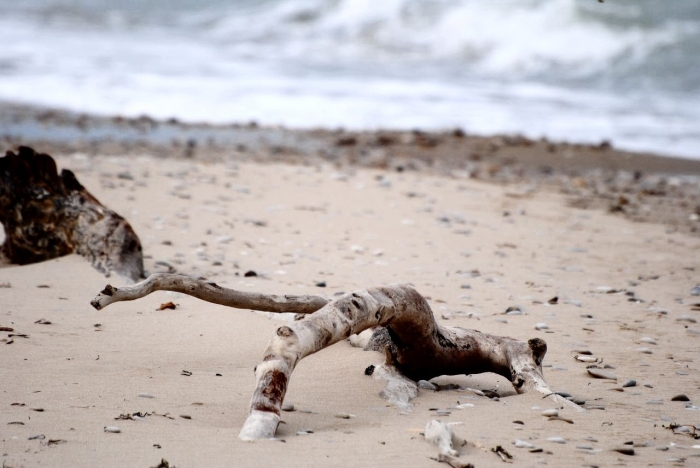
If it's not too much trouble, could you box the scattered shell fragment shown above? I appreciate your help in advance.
[456,403,474,409]
[138,392,155,399]
[639,337,657,345]
[28,434,45,440]
[587,368,617,380]
[535,323,549,331]
[541,409,559,417]
[334,413,355,419]
[636,347,653,354]
[513,439,535,449]
[575,355,598,363]
[104,426,121,433]
[676,315,697,323]
[547,437,566,444]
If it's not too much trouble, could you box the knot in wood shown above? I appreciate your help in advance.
[276,326,295,338]
[528,338,547,366]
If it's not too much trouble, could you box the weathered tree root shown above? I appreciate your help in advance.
[90,274,572,441]
[238,284,566,440]
[0,146,144,281]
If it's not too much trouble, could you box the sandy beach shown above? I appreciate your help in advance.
[2,115,700,467]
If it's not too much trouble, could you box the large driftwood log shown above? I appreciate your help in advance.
[0,146,144,281]
[92,274,571,441]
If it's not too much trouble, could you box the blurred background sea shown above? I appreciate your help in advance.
[0,0,698,158]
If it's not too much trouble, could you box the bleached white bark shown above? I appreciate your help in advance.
[91,273,329,313]
[90,276,571,441]
[239,284,565,440]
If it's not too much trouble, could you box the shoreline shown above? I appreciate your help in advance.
[3,102,700,237]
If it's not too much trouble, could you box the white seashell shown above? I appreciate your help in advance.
[513,439,535,449]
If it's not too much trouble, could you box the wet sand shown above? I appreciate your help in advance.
[1,106,700,467]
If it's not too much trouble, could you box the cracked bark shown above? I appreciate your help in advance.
[89,274,567,440]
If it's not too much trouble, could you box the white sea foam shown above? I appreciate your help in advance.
[0,0,698,158]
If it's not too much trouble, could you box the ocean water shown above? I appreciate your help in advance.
[0,0,698,158]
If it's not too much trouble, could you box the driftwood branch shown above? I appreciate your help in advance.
[90,273,329,313]
[0,146,144,281]
[91,276,569,441]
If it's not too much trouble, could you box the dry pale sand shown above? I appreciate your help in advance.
[2,153,700,467]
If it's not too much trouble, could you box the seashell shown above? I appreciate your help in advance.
[513,439,535,449]
[587,368,617,380]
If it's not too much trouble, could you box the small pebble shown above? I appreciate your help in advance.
[335,413,355,419]
[576,444,594,450]
[535,323,549,330]
[622,379,637,388]
[690,284,700,296]
[505,306,522,315]
[104,426,121,433]
[541,409,559,417]
[639,337,657,345]
[281,403,295,412]
[671,394,690,402]
[28,434,45,440]
[547,437,566,444]
[575,355,597,363]
[612,446,635,456]
[417,380,438,391]
[677,315,697,323]
[296,430,313,435]
[636,347,652,354]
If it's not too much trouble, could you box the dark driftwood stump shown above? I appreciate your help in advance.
[0,146,144,281]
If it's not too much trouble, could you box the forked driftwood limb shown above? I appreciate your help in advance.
[90,273,329,313]
[91,274,570,441]
[0,146,144,281]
